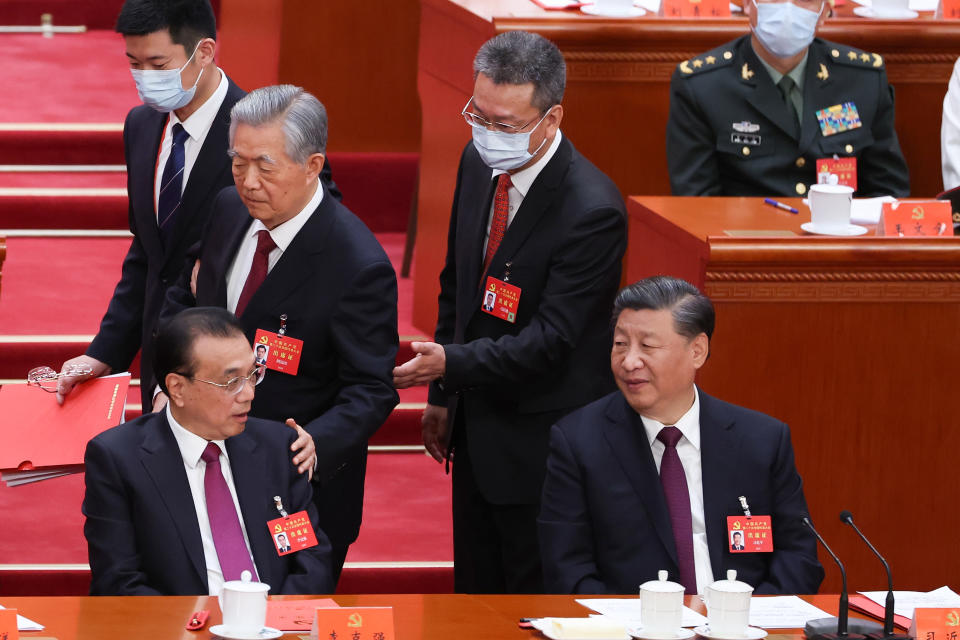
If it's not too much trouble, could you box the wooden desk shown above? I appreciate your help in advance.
[7,593,841,639]
[413,0,960,330]
[627,196,960,593]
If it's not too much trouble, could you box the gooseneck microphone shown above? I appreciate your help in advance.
[803,516,852,637]
[840,510,910,640]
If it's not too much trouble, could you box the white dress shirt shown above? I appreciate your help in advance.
[165,404,258,595]
[153,67,229,216]
[942,57,960,190]
[483,130,563,257]
[225,179,324,313]
[640,386,714,594]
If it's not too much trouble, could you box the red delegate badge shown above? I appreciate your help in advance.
[254,329,303,375]
[267,511,319,557]
[727,516,773,553]
[481,276,521,324]
[817,157,857,190]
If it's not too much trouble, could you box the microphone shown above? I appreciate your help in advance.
[840,511,910,640]
[801,516,879,640]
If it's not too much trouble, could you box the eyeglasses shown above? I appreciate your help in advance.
[461,97,547,133]
[175,366,265,395]
[27,364,94,392]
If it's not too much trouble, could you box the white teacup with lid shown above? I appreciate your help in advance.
[639,570,685,638]
[218,570,270,636]
[704,570,753,637]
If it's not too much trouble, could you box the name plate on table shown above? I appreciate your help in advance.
[0,609,19,640]
[310,607,394,640]
[877,200,952,236]
[660,0,730,16]
[910,607,960,640]
[937,0,960,18]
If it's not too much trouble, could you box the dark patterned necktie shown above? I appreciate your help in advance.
[657,426,697,594]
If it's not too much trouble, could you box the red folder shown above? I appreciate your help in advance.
[0,374,129,471]
[848,595,911,630]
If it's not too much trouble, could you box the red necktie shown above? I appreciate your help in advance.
[483,173,511,275]
[200,442,257,582]
[235,230,275,317]
[657,426,697,594]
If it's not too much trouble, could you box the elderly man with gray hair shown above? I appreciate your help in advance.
[393,31,627,593]
[162,84,399,586]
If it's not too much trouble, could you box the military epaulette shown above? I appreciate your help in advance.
[677,46,736,77]
[824,42,884,70]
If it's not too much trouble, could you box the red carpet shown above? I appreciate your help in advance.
[0,1,126,29]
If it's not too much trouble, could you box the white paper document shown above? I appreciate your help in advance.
[0,604,44,631]
[849,196,897,224]
[747,596,832,629]
[577,598,709,627]
[858,586,960,620]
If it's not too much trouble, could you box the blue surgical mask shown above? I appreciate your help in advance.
[752,0,822,59]
[470,111,551,171]
[130,43,204,113]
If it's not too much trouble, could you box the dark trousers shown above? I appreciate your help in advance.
[330,543,349,589]
[451,427,544,594]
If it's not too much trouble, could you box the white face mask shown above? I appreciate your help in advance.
[130,42,204,113]
[752,0,822,59]
[469,110,552,171]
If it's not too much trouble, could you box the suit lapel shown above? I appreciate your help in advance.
[698,391,739,580]
[799,43,833,155]
[739,40,800,141]
[225,432,276,588]
[139,413,207,588]
[208,204,253,308]
[602,394,679,567]
[240,186,337,320]
[130,110,167,260]
[459,168,498,309]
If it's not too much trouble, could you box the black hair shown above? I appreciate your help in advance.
[613,276,715,342]
[115,0,216,52]
[152,307,245,395]
[473,31,566,112]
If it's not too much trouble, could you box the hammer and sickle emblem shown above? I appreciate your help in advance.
[946,611,959,626]
[911,206,925,220]
[348,613,363,628]
[258,335,269,344]
[733,521,742,530]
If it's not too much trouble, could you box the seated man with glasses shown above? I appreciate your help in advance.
[392,30,627,593]
[666,0,909,198]
[83,306,334,596]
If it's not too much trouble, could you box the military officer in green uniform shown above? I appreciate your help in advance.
[666,0,910,198]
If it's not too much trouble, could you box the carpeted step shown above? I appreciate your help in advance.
[0,187,127,229]
[0,127,125,165]
[0,1,126,30]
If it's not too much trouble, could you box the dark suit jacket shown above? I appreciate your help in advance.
[538,390,825,595]
[83,412,334,596]
[429,136,627,505]
[666,35,909,197]
[86,77,340,409]
[163,185,398,548]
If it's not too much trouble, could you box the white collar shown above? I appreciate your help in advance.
[640,386,701,451]
[169,67,228,141]
[247,179,324,252]
[492,129,563,197]
[166,403,227,469]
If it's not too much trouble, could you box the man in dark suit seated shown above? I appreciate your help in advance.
[55,0,338,421]
[393,31,627,594]
[161,85,399,584]
[538,276,824,595]
[665,0,909,198]
[83,307,334,596]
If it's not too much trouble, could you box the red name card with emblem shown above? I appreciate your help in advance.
[0,609,19,640]
[910,608,960,640]
[310,607,394,640]
[877,200,952,236]
[937,0,960,19]
[660,0,730,17]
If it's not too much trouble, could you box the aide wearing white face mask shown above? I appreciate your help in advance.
[665,0,910,199]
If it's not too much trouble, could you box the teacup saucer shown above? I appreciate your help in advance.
[630,626,697,640]
[209,625,283,640]
[800,221,868,236]
[693,625,768,640]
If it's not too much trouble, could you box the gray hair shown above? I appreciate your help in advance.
[473,31,566,112]
[613,276,715,342]
[229,84,327,164]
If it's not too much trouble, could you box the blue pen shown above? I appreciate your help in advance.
[764,197,799,214]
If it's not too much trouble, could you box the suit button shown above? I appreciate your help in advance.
[845,144,854,154]
[160,278,169,286]
[796,183,807,195]
[742,146,751,156]
[795,157,806,168]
